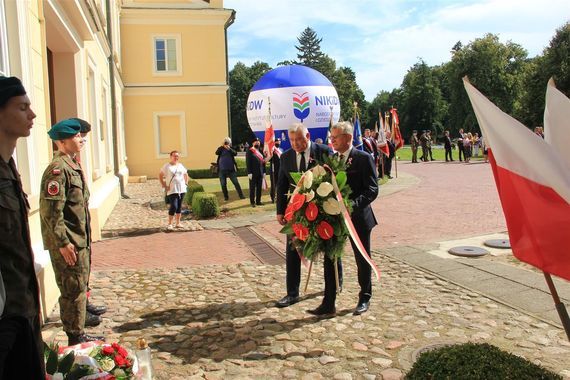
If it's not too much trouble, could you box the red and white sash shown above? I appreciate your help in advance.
[250,147,265,164]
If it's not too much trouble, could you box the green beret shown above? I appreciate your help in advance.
[0,76,26,108]
[47,119,81,140]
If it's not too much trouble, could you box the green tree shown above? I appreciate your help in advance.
[446,33,528,134]
[229,61,271,145]
[365,89,401,131]
[399,59,448,140]
[517,22,570,128]
[296,27,325,68]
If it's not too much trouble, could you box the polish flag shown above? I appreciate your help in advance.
[464,78,570,281]
[377,114,390,156]
[263,119,275,159]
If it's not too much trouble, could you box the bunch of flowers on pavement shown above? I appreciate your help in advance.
[45,341,138,379]
[280,156,353,263]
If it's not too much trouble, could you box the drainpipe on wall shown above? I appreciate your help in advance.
[224,9,236,139]
[106,0,126,197]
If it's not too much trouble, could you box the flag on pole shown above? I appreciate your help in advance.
[376,113,390,156]
[353,113,363,150]
[264,99,275,159]
[464,77,570,281]
[390,108,404,150]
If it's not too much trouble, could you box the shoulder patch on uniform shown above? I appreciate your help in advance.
[47,180,60,196]
[52,168,61,175]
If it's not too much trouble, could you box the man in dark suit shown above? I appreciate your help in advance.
[275,123,335,308]
[268,139,282,203]
[245,137,265,207]
[443,130,453,162]
[308,121,379,317]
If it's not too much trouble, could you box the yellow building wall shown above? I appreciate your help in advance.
[121,23,228,84]
[123,90,229,175]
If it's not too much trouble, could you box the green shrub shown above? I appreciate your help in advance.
[192,192,220,218]
[187,169,214,179]
[184,180,205,205]
[406,342,562,380]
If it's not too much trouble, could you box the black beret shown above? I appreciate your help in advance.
[0,76,26,108]
[70,118,91,133]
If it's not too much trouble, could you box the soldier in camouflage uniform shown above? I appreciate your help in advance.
[39,119,104,346]
[410,130,419,163]
[0,76,45,378]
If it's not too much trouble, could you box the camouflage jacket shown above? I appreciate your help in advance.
[0,158,40,318]
[39,151,90,250]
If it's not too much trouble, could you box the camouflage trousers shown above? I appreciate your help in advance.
[49,247,90,335]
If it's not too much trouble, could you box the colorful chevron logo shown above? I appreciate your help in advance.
[293,92,310,122]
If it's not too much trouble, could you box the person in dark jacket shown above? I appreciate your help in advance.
[0,76,45,378]
[444,130,453,162]
[245,137,265,207]
[215,137,245,201]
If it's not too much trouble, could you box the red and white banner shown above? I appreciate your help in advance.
[263,120,275,159]
[464,78,570,281]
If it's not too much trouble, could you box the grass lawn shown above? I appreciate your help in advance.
[193,163,389,217]
[395,146,485,162]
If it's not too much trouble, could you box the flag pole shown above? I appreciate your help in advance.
[543,272,570,341]
[379,111,385,179]
[391,110,399,178]
[334,258,340,294]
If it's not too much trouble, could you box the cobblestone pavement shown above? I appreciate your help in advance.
[42,255,570,379]
[41,162,570,379]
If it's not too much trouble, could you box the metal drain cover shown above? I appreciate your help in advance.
[448,246,489,257]
[484,239,511,249]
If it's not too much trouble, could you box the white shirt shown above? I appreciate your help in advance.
[337,146,353,165]
[296,141,312,172]
[161,163,188,195]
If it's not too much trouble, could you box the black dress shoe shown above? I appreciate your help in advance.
[307,305,336,317]
[256,202,263,206]
[275,295,299,308]
[67,332,105,346]
[353,301,370,315]
[84,311,102,327]
[86,302,107,315]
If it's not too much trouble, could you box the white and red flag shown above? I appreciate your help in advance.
[263,119,275,159]
[464,78,570,281]
[377,113,390,156]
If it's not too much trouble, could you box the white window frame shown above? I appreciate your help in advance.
[151,34,182,76]
[153,111,187,159]
[87,61,103,179]
[0,0,8,76]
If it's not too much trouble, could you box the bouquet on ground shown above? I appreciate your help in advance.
[280,155,353,267]
[45,341,138,379]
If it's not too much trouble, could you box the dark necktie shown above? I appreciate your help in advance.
[299,151,306,172]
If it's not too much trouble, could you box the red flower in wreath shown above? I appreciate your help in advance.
[292,223,309,241]
[102,346,115,356]
[316,221,334,240]
[305,202,318,221]
[290,193,306,212]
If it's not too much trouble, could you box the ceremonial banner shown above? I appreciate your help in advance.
[353,114,363,150]
[464,78,570,281]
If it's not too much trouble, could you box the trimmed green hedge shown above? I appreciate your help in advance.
[191,192,220,218]
[184,180,204,206]
[406,342,562,380]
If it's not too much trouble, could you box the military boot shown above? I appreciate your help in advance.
[67,332,105,346]
[86,302,107,315]
[84,311,102,327]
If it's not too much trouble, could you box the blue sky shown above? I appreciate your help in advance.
[224,0,570,101]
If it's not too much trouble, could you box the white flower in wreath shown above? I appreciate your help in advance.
[317,181,333,197]
[303,170,314,189]
[311,165,326,179]
[305,190,315,202]
[323,197,341,215]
